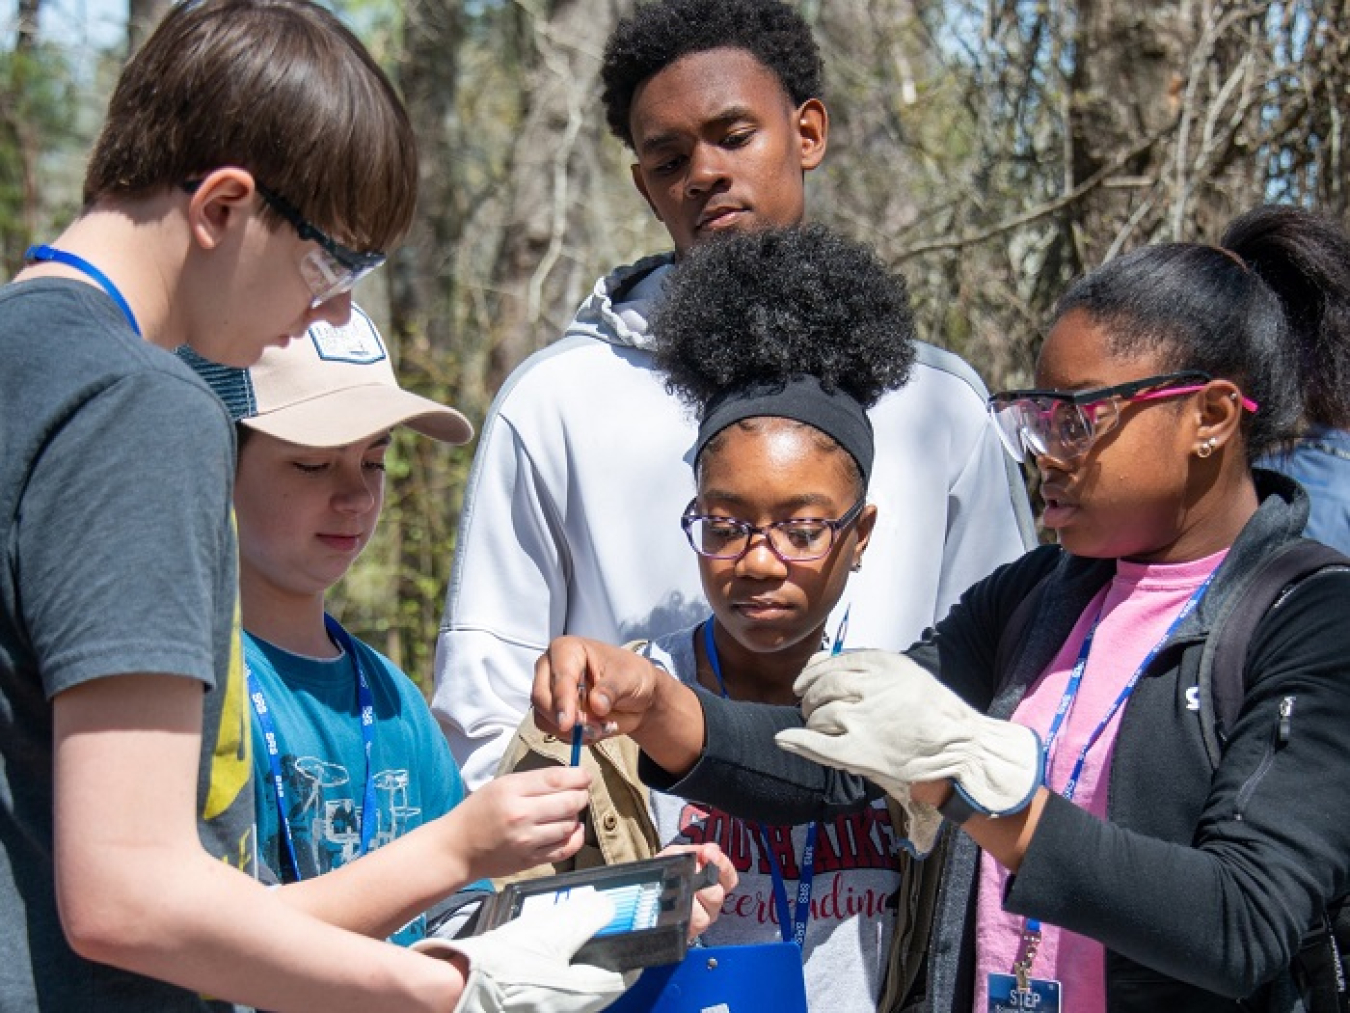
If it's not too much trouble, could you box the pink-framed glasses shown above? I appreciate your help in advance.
[987,370,1259,464]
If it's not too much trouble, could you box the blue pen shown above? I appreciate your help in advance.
[570,681,584,766]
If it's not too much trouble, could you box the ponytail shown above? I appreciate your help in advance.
[1221,206,1350,431]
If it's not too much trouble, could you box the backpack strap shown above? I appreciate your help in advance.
[993,571,1053,694]
[1201,541,1350,1012]
[1198,540,1350,765]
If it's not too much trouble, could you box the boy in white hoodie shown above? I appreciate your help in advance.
[433,0,1036,789]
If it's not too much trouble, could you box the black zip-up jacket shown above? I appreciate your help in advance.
[644,473,1350,1012]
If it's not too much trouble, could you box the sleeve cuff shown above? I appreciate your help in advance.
[938,786,978,825]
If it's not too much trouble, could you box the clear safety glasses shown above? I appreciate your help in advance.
[253,183,386,308]
[987,370,1259,464]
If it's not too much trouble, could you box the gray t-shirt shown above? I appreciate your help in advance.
[0,280,253,1011]
[644,627,904,1012]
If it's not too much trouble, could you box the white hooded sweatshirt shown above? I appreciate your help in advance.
[433,253,1037,788]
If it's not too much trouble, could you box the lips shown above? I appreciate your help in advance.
[732,598,794,620]
[696,204,747,232]
[1039,485,1078,528]
[317,533,363,552]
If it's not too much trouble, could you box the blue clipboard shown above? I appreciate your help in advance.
[605,942,808,1013]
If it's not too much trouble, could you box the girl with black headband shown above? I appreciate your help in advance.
[498,225,924,1012]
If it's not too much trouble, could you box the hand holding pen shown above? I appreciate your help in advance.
[533,636,706,776]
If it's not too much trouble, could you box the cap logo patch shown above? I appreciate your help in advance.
[308,309,387,365]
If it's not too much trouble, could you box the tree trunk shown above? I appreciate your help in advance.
[1064,0,1192,266]
[127,0,171,56]
[16,0,38,53]
[481,0,647,400]
[368,0,467,676]
[1,0,41,275]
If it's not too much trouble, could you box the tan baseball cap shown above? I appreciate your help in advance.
[182,305,473,448]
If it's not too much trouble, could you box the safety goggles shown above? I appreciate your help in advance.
[181,179,386,309]
[254,183,386,308]
[987,371,1259,464]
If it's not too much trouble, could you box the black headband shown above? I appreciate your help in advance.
[695,375,874,483]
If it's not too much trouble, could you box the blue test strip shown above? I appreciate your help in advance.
[592,881,661,937]
[539,881,662,937]
[832,605,851,656]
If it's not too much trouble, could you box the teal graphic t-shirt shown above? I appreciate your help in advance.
[245,630,475,945]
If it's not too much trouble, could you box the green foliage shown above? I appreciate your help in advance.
[27,0,1350,688]
[331,0,402,68]
[0,41,81,275]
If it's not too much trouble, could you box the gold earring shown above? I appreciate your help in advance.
[1197,437,1217,459]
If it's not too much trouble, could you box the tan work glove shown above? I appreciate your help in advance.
[414,892,632,1013]
[776,650,1043,854]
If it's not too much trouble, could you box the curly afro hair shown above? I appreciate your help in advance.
[601,0,823,148]
[650,224,916,419]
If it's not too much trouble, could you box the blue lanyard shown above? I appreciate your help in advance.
[1022,571,1214,941]
[702,618,823,949]
[245,616,378,881]
[25,245,141,336]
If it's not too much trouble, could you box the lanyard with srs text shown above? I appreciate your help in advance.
[703,617,842,949]
[1017,572,1215,980]
[25,245,141,336]
[246,615,378,882]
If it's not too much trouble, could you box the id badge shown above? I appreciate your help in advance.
[987,972,1062,1012]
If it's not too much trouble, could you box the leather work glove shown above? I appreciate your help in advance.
[414,891,633,1013]
[776,650,1044,854]
[881,786,944,859]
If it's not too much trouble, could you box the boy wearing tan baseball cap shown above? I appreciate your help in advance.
[181,309,637,1009]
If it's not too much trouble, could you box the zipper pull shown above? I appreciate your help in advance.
[1278,695,1295,746]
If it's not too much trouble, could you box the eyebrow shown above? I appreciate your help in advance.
[698,490,839,513]
[1030,380,1124,395]
[637,106,758,156]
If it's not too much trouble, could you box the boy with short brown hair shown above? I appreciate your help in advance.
[0,2,620,1010]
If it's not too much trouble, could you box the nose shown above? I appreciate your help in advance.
[734,531,788,579]
[1017,426,1075,472]
[333,463,379,514]
[685,143,730,197]
[1032,445,1076,476]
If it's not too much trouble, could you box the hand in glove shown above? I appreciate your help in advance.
[775,650,1043,852]
[413,891,632,1013]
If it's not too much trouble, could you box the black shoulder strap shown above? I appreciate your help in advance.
[1203,540,1350,762]
[993,570,1054,693]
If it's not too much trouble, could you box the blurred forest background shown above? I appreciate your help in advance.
[3,0,1346,688]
